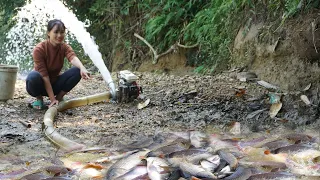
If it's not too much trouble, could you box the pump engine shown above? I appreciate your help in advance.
[117,70,142,103]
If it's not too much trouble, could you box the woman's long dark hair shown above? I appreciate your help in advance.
[47,19,65,38]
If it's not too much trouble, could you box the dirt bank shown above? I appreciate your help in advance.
[232,11,320,91]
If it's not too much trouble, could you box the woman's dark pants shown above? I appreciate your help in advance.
[26,67,81,97]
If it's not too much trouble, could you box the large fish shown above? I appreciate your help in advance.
[208,134,237,152]
[167,168,181,180]
[248,171,296,180]
[261,139,292,151]
[240,161,287,171]
[273,144,315,154]
[146,133,186,151]
[119,136,154,151]
[146,157,171,180]
[200,155,220,172]
[216,165,232,179]
[241,146,288,163]
[237,136,267,149]
[189,130,208,148]
[289,149,320,163]
[147,137,191,157]
[114,165,149,180]
[223,166,251,180]
[217,150,238,170]
[283,133,312,144]
[96,150,139,163]
[167,148,209,159]
[147,142,190,158]
[167,148,212,167]
[179,160,217,179]
[105,149,150,180]
[286,158,320,176]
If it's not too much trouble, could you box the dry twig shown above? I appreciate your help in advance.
[312,20,318,53]
[134,33,198,64]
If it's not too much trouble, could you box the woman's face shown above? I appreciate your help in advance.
[47,24,65,46]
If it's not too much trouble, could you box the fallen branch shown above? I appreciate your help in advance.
[177,42,199,48]
[134,33,158,64]
[157,43,178,60]
[312,20,318,53]
[19,120,31,128]
[134,33,198,64]
[272,37,280,53]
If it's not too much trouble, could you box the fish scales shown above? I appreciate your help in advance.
[262,139,292,151]
[217,150,238,170]
[115,165,149,180]
[224,166,252,180]
[283,133,312,143]
[105,150,150,180]
[179,160,217,179]
[273,144,315,154]
[146,157,171,180]
[248,172,296,180]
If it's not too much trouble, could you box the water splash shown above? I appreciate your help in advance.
[4,0,116,95]
[4,1,55,69]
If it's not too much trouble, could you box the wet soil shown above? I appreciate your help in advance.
[1,70,320,179]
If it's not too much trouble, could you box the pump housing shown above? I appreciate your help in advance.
[117,70,142,102]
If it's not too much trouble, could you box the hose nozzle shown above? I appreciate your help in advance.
[108,81,117,102]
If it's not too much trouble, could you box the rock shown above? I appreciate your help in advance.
[229,122,241,135]
[236,72,258,82]
[6,99,13,105]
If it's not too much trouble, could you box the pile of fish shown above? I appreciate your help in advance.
[13,131,320,180]
[100,131,320,180]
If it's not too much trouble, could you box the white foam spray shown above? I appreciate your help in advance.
[5,0,116,96]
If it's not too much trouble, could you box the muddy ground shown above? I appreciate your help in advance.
[1,70,320,179]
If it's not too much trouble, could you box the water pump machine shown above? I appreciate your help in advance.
[117,70,142,103]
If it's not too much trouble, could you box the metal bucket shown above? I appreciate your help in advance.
[0,64,18,100]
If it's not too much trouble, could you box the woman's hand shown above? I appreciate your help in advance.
[70,57,91,80]
[49,99,59,108]
[80,67,90,80]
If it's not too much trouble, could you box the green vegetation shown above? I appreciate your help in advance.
[65,0,319,73]
[1,0,320,72]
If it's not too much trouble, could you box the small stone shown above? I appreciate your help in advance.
[6,99,13,105]
[0,163,12,171]
[65,110,73,116]
[229,122,241,135]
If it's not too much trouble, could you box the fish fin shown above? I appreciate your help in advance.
[191,176,202,180]
[83,163,104,170]
[159,165,174,173]
[158,154,165,158]
[264,150,271,155]
[139,155,147,160]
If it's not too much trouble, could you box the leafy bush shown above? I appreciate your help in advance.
[144,0,244,73]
